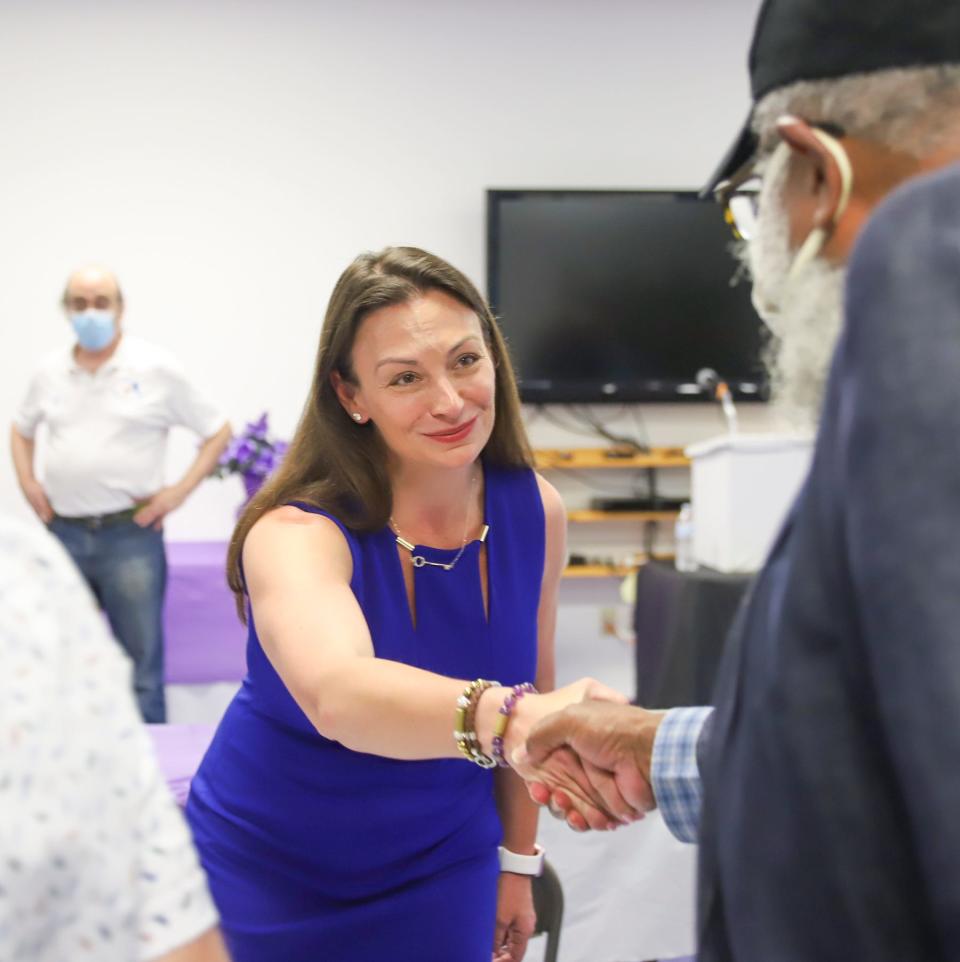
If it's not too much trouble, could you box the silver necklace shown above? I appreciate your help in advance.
[391,471,489,571]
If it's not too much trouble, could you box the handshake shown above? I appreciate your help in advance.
[493,679,665,831]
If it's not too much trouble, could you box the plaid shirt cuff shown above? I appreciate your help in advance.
[651,706,713,844]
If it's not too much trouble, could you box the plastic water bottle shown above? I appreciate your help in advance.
[674,502,697,572]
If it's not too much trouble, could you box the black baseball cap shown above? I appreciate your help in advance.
[702,0,960,195]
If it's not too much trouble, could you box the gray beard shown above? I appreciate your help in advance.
[764,259,846,430]
[733,230,846,430]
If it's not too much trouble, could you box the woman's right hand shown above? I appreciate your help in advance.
[505,677,628,756]
[478,678,640,830]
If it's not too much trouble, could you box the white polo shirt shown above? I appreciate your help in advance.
[14,335,225,517]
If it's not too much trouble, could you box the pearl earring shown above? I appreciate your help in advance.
[351,412,363,422]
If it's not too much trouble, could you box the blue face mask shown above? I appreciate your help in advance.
[70,309,117,351]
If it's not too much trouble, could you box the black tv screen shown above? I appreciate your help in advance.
[486,189,768,403]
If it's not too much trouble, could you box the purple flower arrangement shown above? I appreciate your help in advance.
[215,412,289,501]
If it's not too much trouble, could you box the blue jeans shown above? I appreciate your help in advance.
[50,517,167,722]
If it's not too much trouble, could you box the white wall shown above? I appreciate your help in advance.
[0,0,772,538]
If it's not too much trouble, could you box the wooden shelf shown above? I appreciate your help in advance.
[563,564,636,579]
[535,446,690,470]
[568,509,679,523]
[541,448,687,578]
[562,555,675,578]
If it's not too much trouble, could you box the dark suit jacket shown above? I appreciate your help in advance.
[697,162,960,961]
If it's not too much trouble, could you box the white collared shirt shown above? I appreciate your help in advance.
[14,335,225,516]
[0,516,219,960]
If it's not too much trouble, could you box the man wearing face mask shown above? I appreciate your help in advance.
[515,1,960,958]
[10,265,231,722]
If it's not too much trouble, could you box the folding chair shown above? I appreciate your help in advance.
[531,859,564,962]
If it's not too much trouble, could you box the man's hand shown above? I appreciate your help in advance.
[489,678,640,830]
[22,478,53,524]
[514,702,665,832]
[134,485,187,530]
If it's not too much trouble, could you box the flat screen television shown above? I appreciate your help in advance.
[486,189,769,403]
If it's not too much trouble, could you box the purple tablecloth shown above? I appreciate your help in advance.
[147,723,217,806]
[163,541,247,684]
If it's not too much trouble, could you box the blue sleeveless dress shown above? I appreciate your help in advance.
[185,464,543,962]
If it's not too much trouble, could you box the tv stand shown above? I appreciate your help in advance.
[533,447,691,577]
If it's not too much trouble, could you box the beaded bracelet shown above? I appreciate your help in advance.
[491,682,538,768]
[454,678,501,768]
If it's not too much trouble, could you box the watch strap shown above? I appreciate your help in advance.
[498,843,545,876]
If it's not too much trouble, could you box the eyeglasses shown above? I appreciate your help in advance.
[714,120,847,242]
[719,173,762,241]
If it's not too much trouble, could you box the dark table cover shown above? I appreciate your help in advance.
[634,560,752,708]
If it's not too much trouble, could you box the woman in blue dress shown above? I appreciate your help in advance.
[186,247,629,962]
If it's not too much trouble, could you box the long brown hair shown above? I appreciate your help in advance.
[227,246,533,618]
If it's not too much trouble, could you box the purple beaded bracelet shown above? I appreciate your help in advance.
[491,682,538,768]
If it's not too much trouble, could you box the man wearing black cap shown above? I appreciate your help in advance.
[516,1,960,958]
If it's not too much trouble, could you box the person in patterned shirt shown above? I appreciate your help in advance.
[0,514,231,962]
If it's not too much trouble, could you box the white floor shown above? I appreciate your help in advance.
[167,680,240,724]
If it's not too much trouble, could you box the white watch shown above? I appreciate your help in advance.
[498,844,545,876]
